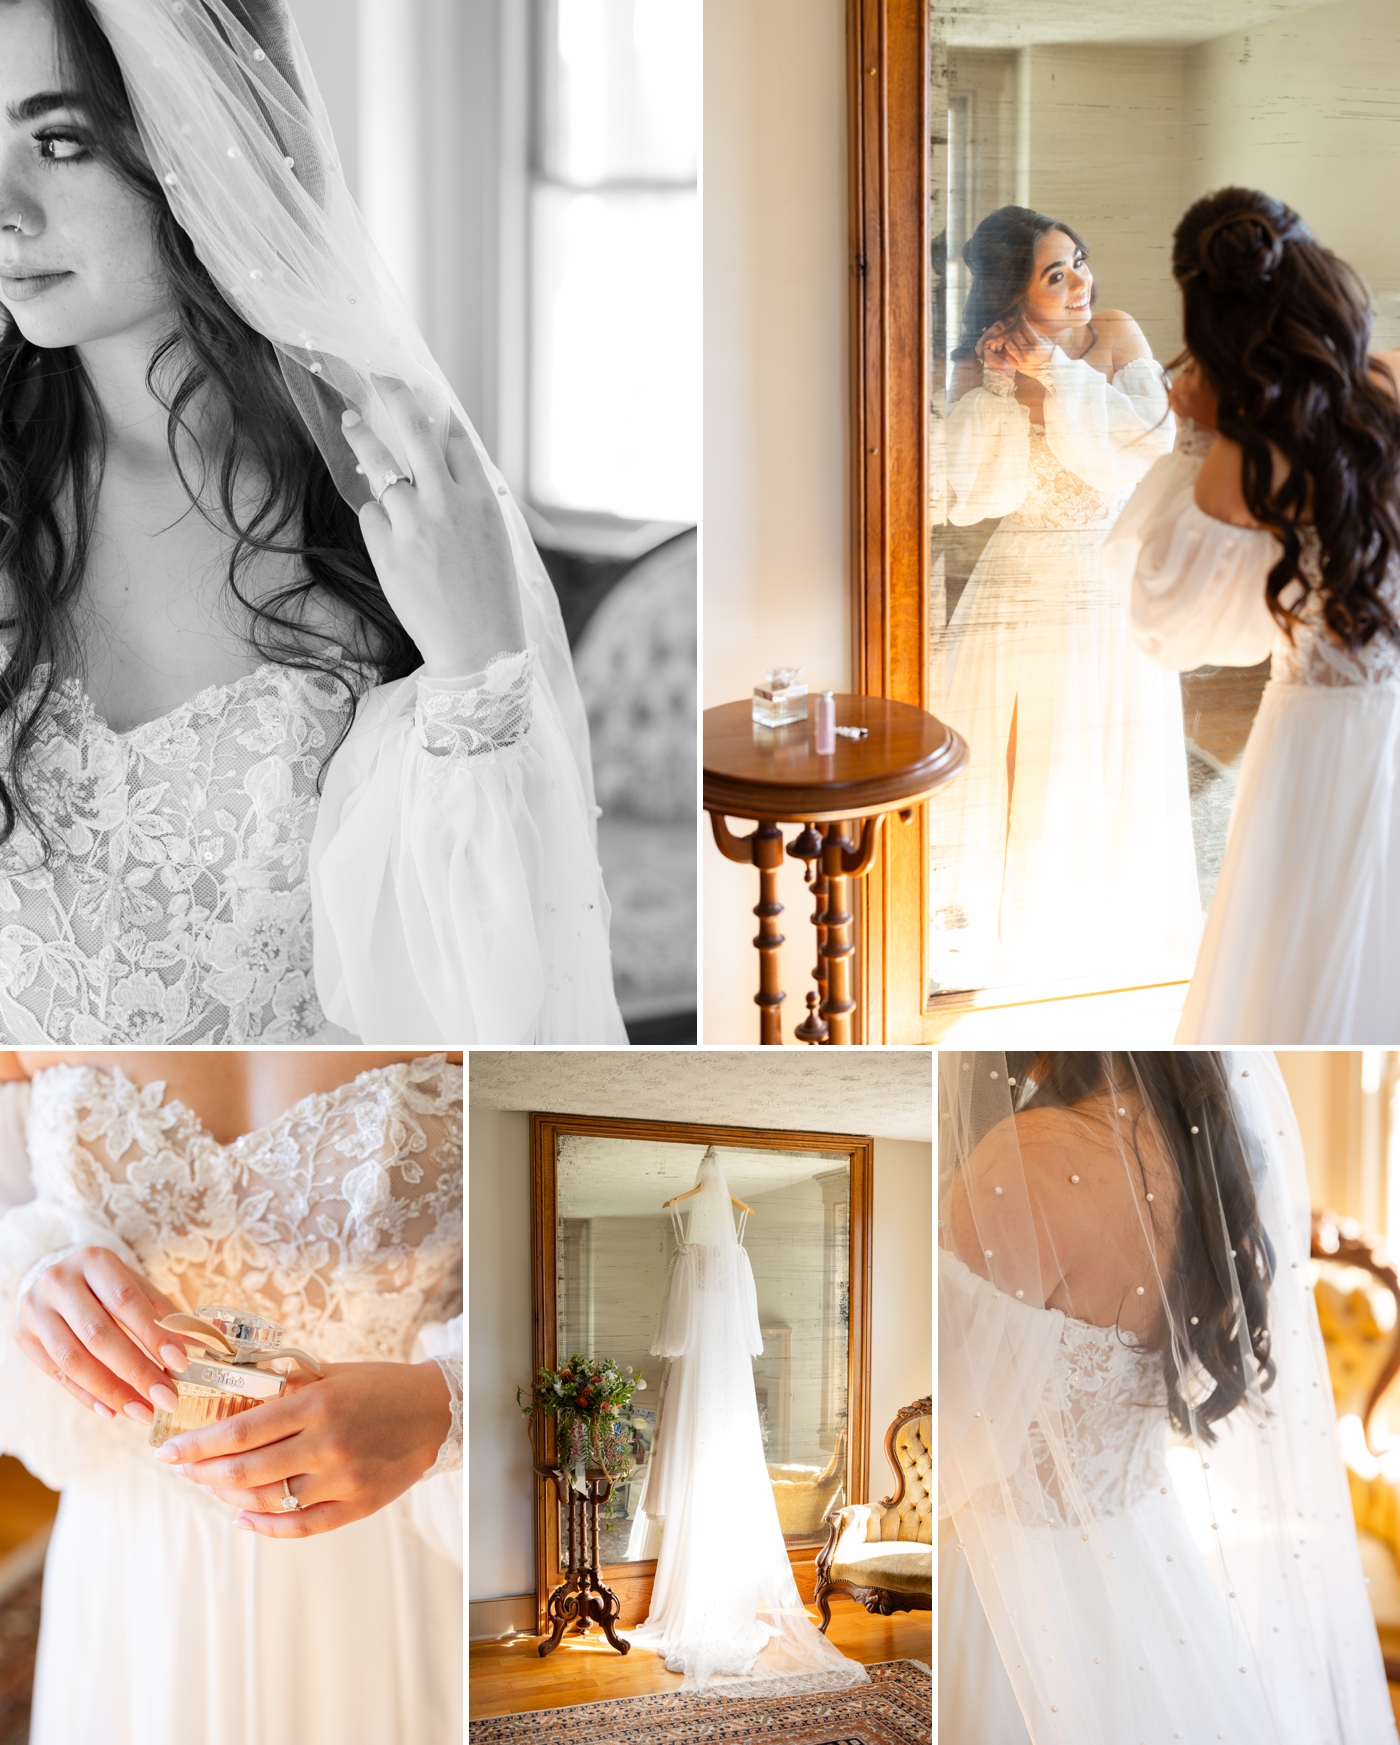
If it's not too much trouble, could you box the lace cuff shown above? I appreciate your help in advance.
[415,646,537,760]
[983,365,1017,398]
[423,1354,463,1478]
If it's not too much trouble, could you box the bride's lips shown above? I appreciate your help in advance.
[0,270,73,302]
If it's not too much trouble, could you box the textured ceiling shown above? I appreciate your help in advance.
[468,1051,933,1143]
[943,0,1328,47]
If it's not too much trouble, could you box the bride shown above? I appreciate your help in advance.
[0,0,625,1045]
[1105,188,1400,1043]
[939,1050,1394,1744]
[0,1048,462,1745]
[932,205,1199,995]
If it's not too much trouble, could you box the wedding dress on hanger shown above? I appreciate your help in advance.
[0,0,626,1047]
[930,351,1199,994]
[939,1051,1394,1745]
[624,1147,868,1695]
[0,1056,462,1745]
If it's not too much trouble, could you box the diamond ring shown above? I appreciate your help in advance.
[372,467,413,503]
[280,1478,302,1512]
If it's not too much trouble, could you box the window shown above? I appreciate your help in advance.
[529,0,700,522]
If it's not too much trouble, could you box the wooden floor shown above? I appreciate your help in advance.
[468,1603,930,1720]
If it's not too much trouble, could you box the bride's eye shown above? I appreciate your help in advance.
[35,130,90,165]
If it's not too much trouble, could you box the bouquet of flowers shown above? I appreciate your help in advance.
[519,1354,647,1491]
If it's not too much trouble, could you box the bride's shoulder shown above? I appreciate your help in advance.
[1093,309,1154,368]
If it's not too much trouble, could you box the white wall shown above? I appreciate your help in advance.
[468,1113,934,1605]
[702,0,851,1043]
[468,1109,532,1604]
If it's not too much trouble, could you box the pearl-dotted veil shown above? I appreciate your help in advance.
[938,1050,1393,1744]
[87,0,596,805]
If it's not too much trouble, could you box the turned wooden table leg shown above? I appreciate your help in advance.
[787,823,829,1045]
[751,821,787,1044]
[818,823,857,1045]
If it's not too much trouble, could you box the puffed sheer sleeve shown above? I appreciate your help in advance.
[1102,423,1281,671]
[309,648,629,1045]
[945,368,1032,524]
[938,1250,1062,1518]
[410,1312,462,1568]
[1041,350,1175,492]
[0,1080,135,1487]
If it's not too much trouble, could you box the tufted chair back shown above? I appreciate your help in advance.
[874,1409,932,1544]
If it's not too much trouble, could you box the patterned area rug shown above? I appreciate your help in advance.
[0,1566,42,1745]
[469,1658,930,1744]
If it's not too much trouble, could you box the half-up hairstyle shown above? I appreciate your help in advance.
[0,0,420,857]
[954,204,1093,362]
[1173,186,1400,652]
[1007,1051,1276,1444]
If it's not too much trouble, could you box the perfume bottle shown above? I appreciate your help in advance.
[752,666,808,727]
[814,690,836,755]
[150,1307,322,1449]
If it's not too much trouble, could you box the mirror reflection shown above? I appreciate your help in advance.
[556,1136,851,1566]
[929,0,1399,1007]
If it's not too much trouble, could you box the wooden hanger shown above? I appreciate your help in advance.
[662,1182,755,1215]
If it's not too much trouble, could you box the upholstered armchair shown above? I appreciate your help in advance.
[768,1430,846,1537]
[814,1398,931,1631]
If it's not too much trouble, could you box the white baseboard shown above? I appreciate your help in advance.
[469,1592,536,1640]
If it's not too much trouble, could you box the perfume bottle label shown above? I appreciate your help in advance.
[178,1359,285,1399]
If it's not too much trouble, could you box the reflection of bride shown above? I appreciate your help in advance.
[0,1050,462,1745]
[939,1050,1395,1744]
[931,207,1200,993]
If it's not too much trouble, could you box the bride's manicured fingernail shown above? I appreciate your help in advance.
[159,1343,188,1371]
[341,408,361,427]
[123,1401,153,1424]
[154,1441,181,1462]
[94,1401,115,1420]
[151,1382,179,1411]
[233,1517,252,1531]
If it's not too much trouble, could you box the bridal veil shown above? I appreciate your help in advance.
[80,0,623,1042]
[939,1051,1393,1743]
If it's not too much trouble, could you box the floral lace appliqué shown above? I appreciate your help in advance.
[0,661,372,1045]
[416,647,536,761]
[27,1057,463,1376]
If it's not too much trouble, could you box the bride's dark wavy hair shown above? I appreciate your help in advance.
[953,204,1094,362]
[1173,187,1400,652]
[1007,1051,1276,1444]
[0,0,419,853]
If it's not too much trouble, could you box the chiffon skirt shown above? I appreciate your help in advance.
[930,519,1201,994]
[1178,679,1400,1042]
[29,1434,461,1745]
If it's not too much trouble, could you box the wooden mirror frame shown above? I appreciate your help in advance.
[848,0,935,1042]
[529,1112,874,1630]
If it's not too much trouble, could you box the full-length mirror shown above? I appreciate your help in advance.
[531,1115,872,1624]
[927,0,1400,1013]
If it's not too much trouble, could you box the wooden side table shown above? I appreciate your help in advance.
[703,695,967,1044]
[532,1460,631,1657]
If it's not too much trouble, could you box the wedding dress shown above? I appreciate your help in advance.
[931,352,1200,994]
[0,0,629,1047]
[939,1051,1394,1745]
[0,1056,463,1745]
[1104,419,1400,1042]
[624,1148,867,1695]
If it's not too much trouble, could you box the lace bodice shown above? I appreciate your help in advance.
[1032,1317,1168,1523]
[1004,422,1133,532]
[0,650,536,1045]
[1266,540,1400,688]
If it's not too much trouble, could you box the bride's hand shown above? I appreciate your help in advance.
[996,317,1057,378]
[153,1360,452,1538]
[14,1248,184,1425]
[338,379,526,678]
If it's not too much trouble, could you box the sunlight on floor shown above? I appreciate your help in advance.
[927,980,1188,1045]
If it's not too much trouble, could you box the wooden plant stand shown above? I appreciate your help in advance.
[532,1460,630,1658]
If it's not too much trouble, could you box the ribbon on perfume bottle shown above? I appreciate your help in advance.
[156,1313,323,1377]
